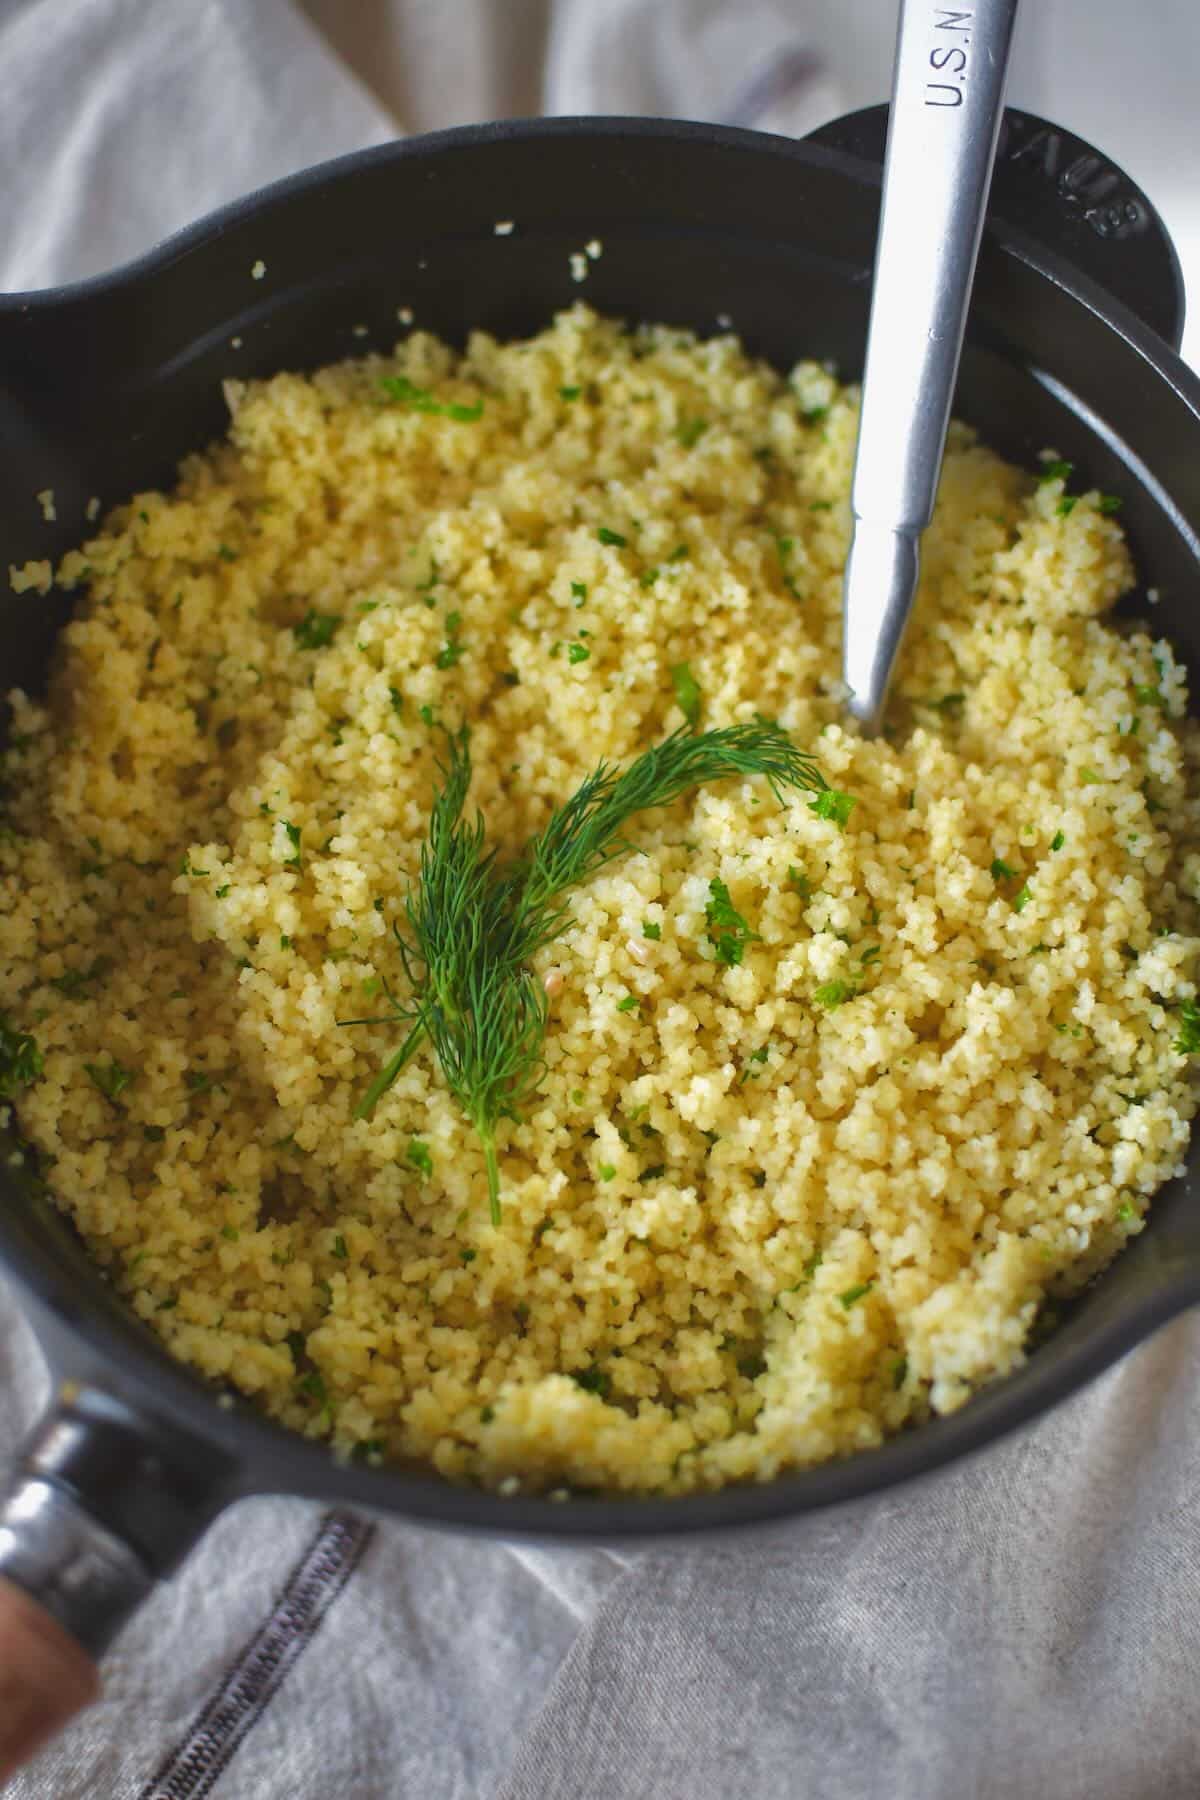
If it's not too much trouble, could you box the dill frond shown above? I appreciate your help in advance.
[508,721,828,959]
[348,720,832,1221]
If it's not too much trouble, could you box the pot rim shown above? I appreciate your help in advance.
[5,115,1200,1541]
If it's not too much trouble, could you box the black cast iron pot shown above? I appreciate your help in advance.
[1,109,1199,1755]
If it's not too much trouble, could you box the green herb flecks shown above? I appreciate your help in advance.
[84,1058,133,1103]
[0,1017,43,1099]
[48,957,109,1000]
[571,1366,611,1399]
[839,1281,873,1308]
[379,375,483,422]
[435,611,465,670]
[808,789,857,829]
[1174,999,1200,1056]
[293,610,339,651]
[773,534,801,600]
[670,662,702,728]
[705,878,760,968]
[347,722,828,1221]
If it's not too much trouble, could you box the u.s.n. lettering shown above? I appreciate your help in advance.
[925,6,972,108]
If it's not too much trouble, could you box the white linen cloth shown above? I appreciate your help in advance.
[3,3,1200,1795]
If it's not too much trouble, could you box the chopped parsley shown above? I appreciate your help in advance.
[615,994,639,1014]
[787,866,814,900]
[839,1281,873,1308]
[773,533,801,599]
[642,920,661,941]
[49,958,108,999]
[738,1043,770,1085]
[571,1366,611,1398]
[379,374,483,421]
[705,878,760,967]
[567,642,590,665]
[282,821,302,869]
[808,789,857,829]
[1012,884,1033,914]
[293,610,339,650]
[1057,496,1078,517]
[1133,683,1165,709]
[990,857,1017,881]
[559,385,582,401]
[1079,767,1103,785]
[891,1355,908,1389]
[670,661,702,728]
[1098,494,1123,515]
[389,685,404,717]
[597,1164,617,1182]
[1039,458,1074,485]
[84,1059,133,1103]
[0,1018,43,1098]
[332,1233,348,1260]
[435,611,465,670]
[676,418,708,448]
[1174,999,1200,1056]
[407,1139,433,1176]
[1051,830,1066,852]
[814,979,854,1010]
[597,526,627,548]
[571,581,588,604]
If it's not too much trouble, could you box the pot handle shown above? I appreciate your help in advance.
[807,105,1186,353]
[0,1382,232,1778]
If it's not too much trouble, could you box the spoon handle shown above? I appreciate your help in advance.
[842,0,1020,730]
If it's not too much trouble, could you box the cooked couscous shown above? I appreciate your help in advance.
[3,306,1199,1494]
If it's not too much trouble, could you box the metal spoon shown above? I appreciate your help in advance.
[842,0,1021,732]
